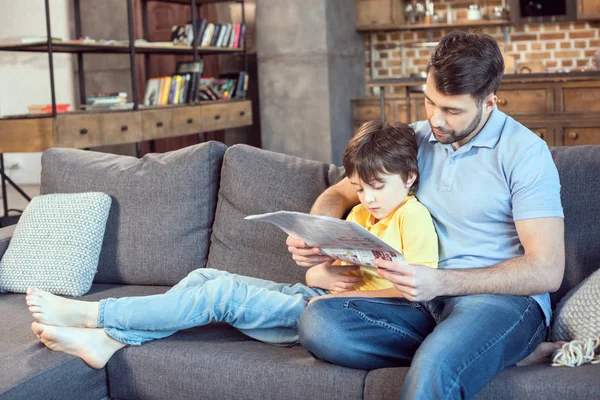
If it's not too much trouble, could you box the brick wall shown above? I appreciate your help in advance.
[365,0,600,94]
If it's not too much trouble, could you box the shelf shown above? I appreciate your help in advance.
[0,100,253,153]
[0,41,244,55]
[146,0,241,4]
[357,19,511,32]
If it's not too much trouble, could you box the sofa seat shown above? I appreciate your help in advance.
[362,359,600,400]
[0,282,166,400]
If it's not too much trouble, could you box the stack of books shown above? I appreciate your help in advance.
[170,19,246,48]
[143,61,248,106]
[86,92,128,109]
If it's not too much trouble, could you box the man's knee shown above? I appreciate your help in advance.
[299,298,350,361]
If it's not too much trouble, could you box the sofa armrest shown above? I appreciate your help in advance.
[0,224,16,261]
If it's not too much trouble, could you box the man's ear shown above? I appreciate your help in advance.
[405,172,417,188]
[485,94,497,113]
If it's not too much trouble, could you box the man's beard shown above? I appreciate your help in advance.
[431,106,483,145]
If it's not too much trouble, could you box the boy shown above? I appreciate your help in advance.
[26,120,438,369]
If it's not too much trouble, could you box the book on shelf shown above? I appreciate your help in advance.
[143,67,249,107]
[171,20,246,49]
[86,92,128,109]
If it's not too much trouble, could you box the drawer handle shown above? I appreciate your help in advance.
[567,132,579,140]
[497,99,508,106]
[239,111,245,117]
[80,128,88,135]
[121,125,128,132]
[535,131,544,139]
[156,121,163,127]
[187,118,193,124]
[214,115,221,120]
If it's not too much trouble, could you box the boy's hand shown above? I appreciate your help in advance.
[286,236,334,267]
[306,262,362,292]
[375,258,442,302]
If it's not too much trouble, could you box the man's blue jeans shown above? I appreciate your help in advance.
[98,268,328,346]
[299,295,546,400]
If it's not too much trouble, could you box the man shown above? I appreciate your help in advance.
[287,32,565,399]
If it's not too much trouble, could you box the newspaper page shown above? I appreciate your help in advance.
[245,211,406,268]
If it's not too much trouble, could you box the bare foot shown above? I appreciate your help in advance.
[26,288,99,328]
[31,322,126,369]
[517,341,567,366]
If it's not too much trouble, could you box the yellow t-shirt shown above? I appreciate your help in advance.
[344,195,439,291]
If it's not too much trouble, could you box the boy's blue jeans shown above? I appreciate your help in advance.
[98,268,328,346]
[299,295,546,400]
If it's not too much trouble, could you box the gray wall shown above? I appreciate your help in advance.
[257,0,365,164]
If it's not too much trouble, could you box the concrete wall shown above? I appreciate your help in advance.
[256,0,364,165]
[0,0,75,184]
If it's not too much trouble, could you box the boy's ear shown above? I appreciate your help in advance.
[405,172,417,188]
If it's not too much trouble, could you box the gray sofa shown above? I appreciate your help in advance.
[1,142,599,400]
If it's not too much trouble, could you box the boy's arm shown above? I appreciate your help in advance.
[287,178,360,267]
[305,261,362,292]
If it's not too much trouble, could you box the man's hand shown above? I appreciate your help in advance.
[375,259,443,302]
[305,262,362,292]
[286,236,334,268]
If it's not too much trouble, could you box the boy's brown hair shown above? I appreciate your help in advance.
[343,120,419,193]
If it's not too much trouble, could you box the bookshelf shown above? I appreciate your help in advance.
[0,0,253,227]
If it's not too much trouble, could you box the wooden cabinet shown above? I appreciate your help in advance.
[354,78,600,146]
[55,112,142,148]
[578,0,600,20]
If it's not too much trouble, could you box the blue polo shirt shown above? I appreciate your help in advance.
[413,108,563,325]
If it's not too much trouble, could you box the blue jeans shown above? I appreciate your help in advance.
[98,268,328,346]
[299,295,546,400]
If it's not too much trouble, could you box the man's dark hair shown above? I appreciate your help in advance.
[426,31,504,105]
[343,120,419,193]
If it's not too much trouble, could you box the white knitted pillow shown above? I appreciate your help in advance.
[552,268,600,342]
[0,192,111,296]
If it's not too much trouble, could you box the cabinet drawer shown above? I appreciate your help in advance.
[141,109,173,141]
[56,112,142,148]
[563,87,600,113]
[227,101,252,128]
[495,89,551,114]
[355,0,404,27]
[172,106,202,136]
[352,100,391,121]
[202,103,230,132]
[562,127,600,146]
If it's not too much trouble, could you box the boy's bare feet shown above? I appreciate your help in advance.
[517,341,567,366]
[31,322,125,369]
[26,288,99,328]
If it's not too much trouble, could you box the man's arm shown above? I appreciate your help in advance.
[287,178,360,267]
[309,177,359,217]
[309,287,405,304]
[377,217,565,301]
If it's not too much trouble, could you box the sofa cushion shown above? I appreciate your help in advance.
[0,192,111,296]
[551,267,600,342]
[549,146,600,307]
[207,144,345,284]
[363,363,600,400]
[40,142,227,286]
[107,325,366,400]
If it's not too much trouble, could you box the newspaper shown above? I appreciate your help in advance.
[245,211,405,269]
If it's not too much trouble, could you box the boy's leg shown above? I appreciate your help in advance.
[101,276,319,345]
[169,268,328,299]
[400,295,545,400]
[299,297,436,370]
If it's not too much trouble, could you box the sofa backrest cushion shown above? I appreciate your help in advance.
[207,144,345,284]
[550,145,600,308]
[40,142,226,285]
